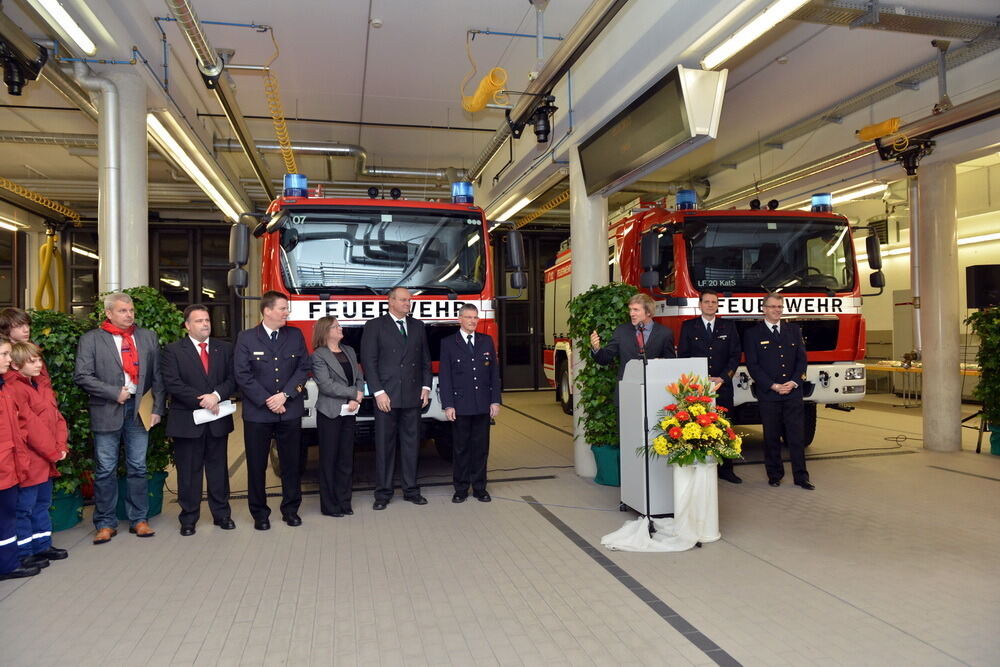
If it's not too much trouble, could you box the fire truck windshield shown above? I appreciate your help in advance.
[684,216,856,293]
[277,207,486,294]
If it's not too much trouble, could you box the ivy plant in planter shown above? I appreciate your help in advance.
[567,282,638,484]
[965,307,1000,453]
[91,286,185,475]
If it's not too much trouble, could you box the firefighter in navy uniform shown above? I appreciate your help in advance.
[438,303,501,503]
[233,291,312,529]
[677,289,743,483]
[743,293,813,490]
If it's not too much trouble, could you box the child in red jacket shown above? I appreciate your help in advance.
[0,337,40,580]
[6,341,68,569]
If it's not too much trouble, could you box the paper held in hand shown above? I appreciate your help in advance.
[193,400,237,425]
[339,402,360,417]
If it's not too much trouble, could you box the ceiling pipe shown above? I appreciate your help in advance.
[467,0,628,182]
[704,89,1000,209]
[165,0,275,199]
[0,11,97,119]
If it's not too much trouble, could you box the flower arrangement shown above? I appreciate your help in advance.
[640,373,744,466]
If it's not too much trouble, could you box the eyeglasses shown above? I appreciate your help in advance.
[763,305,784,309]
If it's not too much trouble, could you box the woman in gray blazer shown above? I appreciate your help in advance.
[311,317,365,516]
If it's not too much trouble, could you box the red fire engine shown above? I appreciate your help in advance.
[543,191,884,444]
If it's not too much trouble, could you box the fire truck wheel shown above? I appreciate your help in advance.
[556,358,573,415]
[803,402,817,447]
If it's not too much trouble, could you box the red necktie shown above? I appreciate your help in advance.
[199,342,209,373]
[635,325,645,353]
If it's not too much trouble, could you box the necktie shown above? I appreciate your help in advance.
[397,320,407,339]
[199,342,209,373]
[269,330,277,342]
[635,325,645,351]
[467,334,475,354]
[772,324,779,336]
[706,321,712,336]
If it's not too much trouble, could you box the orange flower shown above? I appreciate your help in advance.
[666,383,679,395]
[676,410,690,422]
[665,403,677,411]
[717,405,728,413]
[690,384,701,391]
[706,412,719,422]
[696,414,713,426]
[669,426,683,439]
[726,428,736,439]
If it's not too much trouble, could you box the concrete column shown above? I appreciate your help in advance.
[569,146,608,478]
[916,161,961,451]
[109,70,149,289]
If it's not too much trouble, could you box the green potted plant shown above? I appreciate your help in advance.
[28,308,94,530]
[965,307,1000,455]
[567,282,638,485]
[92,286,185,517]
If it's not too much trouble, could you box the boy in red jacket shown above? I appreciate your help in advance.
[0,337,40,580]
[6,341,68,569]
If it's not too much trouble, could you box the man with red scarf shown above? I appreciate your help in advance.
[75,293,166,544]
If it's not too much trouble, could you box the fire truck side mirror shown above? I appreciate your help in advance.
[870,271,885,289]
[640,232,660,271]
[865,234,883,270]
[227,267,249,290]
[229,221,250,267]
[506,230,526,271]
[510,271,527,290]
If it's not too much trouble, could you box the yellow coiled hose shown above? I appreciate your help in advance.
[263,29,298,175]
[35,229,66,311]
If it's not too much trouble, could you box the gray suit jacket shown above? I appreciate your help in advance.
[74,326,167,432]
[311,344,365,420]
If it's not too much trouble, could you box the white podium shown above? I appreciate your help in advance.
[618,357,707,516]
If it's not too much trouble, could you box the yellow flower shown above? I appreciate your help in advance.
[717,417,730,428]
[733,436,742,454]
[688,404,707,416]
[703,425,723,440]
[662,417,680,428]
[652,436,669,456]
[682,422,703,439]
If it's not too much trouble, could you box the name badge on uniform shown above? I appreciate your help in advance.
[718,334,728,340]
[253,351,265,356]
[759,340,770,345]
[483,351,491,366]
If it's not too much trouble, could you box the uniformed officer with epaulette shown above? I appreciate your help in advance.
[678,289,743,484]
[438,303,501,503]
[743,292,813,490]
[233,291,312,529]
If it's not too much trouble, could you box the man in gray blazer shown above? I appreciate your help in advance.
[75,292,166,544]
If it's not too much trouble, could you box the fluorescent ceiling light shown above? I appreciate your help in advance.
[71,244,99,259]
[853,232,1000,262]
[701,0,811,70]
[495,197,531,222]
[147,113,241,222]
[791,183,887,210]
[28,0,97,56]
[0,214,28,232]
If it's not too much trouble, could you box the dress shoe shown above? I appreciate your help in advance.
[372,500,388,511]
[0,564,40,580]
[213,518,236,530]
[795,480,816,490]
[22,555,49,569]
[93,527,117,544]
[254,519,271,531]
[129,521,156,537]
[322,510,344,518]
[768,479,781,487]
[719,470,743,484]
[405,495,428,505]
[282,513,302,527]
[35,546,68,560]
[452,493,467,503]
[180,525,196,537]
[342,506,354,516]
[474,492,492,503]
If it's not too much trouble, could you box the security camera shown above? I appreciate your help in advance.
[0,39,47,97]
[529,95,558,143]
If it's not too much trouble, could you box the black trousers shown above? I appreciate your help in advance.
[243,419,302,520]
[173,432,231,526]
[716,389,736,474]
[453,413,490,495]
[317,413,356,514]
[373,406,420,502]
[758,398,809,483]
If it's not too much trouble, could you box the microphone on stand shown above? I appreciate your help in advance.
[636,324,647,359]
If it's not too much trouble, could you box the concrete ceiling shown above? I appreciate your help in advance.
[0,0,998,223]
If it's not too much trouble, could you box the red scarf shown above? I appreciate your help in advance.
[101,320,140,385]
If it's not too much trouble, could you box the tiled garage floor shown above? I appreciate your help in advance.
[1,392,997,666]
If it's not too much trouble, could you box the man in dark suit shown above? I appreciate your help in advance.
[678,289,743,484]
[743,292,813,490]
[591,293,675,380]
[74,292,166,544]
[438,304,501,503]
[160,305,236,535]
[360,287,432,510]
[233,291,311,529]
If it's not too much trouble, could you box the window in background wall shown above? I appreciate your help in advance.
[67,228,99,319]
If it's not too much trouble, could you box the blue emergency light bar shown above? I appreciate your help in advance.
[451,181,474,204]
[811,193,833,212]
[676,189,697,210]
[283,173,308,197]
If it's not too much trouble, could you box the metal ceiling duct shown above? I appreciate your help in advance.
[704,89,1000,209]
[790,1,998,40]
[165,0,275,199]
[0,10,96,119]
[467,0,628,182]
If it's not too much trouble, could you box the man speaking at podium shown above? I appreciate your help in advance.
[590,293,675,383]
